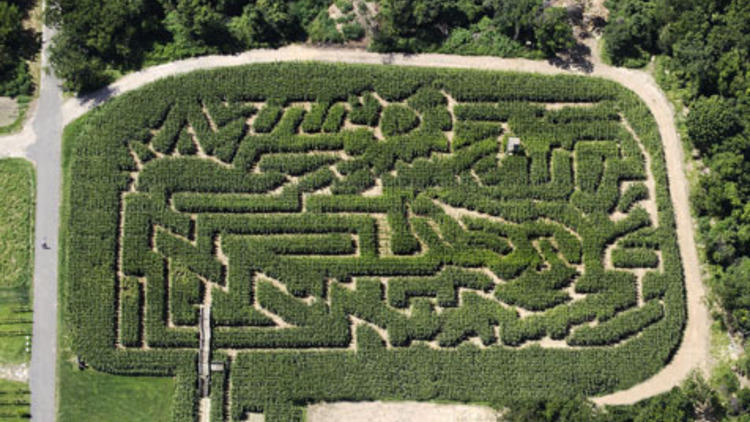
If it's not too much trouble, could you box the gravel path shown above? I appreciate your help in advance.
[0,39,704,421]
[306,401,501,422]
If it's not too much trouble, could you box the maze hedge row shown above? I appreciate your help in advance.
[61,63,686,421]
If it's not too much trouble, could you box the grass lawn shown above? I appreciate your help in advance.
[0,378,30,420]
[0,158,35,364]
[57,361,176,422]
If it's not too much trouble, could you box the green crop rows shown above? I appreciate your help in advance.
[61,63,685,421]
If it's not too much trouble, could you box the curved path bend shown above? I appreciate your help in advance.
[52,45,708,408]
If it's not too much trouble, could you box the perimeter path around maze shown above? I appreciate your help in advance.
[61,45,711,405]
[5,42,709,420]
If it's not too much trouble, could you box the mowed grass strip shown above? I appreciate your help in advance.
[0,158,34,364]
[57,362,175,422]
[0,379,30,420]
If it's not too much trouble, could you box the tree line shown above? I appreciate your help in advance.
[45,0,575,93]
[0,0,38,97]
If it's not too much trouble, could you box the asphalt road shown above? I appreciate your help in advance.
[26,23,62,422]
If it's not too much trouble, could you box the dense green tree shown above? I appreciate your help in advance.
[47,0,160,65]
[671,32,716,96]
[46,0,331,92]
[228,0,296,48]
[602,18,633,64]
[0,1,23,72]
[306,10,343,43]
[0,0,38,96]
[685,96,742,153]
[46,0,575,92]
[534,7,575,56]
[632,388,694,422]
[373,0,573,57]
[683,372,726,421]
[504,397,603,421]
[716,258,750,332]
[737,388,750,414]
[711,364,740,397]
[48,31,109,93]
[372,0,449,52]
[484,0,540,41]
[161,0,227,54]
[603,0,658,66]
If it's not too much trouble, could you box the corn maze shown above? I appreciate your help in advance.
[62,63,686,421]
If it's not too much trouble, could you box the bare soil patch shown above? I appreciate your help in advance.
[306,401,501,422]
[0,97,19,127]
[0,363,29,383]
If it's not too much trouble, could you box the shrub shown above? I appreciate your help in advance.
[686,96,741,153]
[335,0,353,13]
[308,11,344,44]
[342,23,365,41]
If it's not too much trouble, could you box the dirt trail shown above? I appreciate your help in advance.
[306,401,501,422]
[59,42,710,406]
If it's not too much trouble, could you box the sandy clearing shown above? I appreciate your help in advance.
[56,42,709,406]
[0,120,35,158]
[0,97,19,126]
[199,397,210,422]
[306,401,502,422]
[0,363,29,383]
